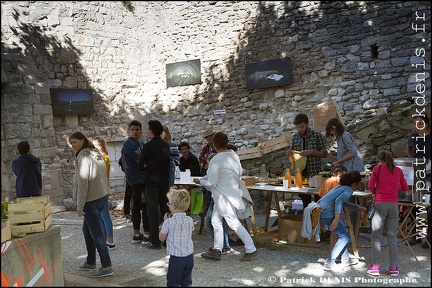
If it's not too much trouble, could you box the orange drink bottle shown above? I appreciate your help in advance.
[285,169,292,188]
[295,170,302,188]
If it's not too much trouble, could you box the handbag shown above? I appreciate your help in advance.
[367,165,381,221]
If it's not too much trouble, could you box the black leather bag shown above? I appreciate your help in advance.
[367,204,376,220]
[367,165,381,220]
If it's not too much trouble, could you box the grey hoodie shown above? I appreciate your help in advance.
[72,148,108,211]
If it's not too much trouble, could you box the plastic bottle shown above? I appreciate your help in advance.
[364,172,370,192]
[284,169,292,188]
[175,166,180,179]
[295,170,303,188]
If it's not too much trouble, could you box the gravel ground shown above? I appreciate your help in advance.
[54,194,431,287]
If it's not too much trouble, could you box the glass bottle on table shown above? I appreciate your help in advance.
[295,170,303,188]
[285,168,292,188]
[260,164,267,182]
[364,172,370,192]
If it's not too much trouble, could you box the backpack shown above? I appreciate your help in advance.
[302,199,336,240]
[118,156,124,172]
[301,201,322,240]
[311,205,323,229]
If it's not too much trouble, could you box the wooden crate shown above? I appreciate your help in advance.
[1,219,11,242]
[16,195,50,205]
[260,132,291,155]
[9,196,52,235]
[238,147,263,160]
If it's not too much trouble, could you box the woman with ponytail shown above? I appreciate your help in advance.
[366,150,408,277]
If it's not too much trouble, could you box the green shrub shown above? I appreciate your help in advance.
[1,202,8,219]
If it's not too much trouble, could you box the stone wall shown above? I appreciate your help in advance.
[1,1,430,203]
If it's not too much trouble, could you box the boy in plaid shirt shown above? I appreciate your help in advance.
[159,189,194,287]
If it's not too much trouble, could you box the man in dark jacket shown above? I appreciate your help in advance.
[138,120,170,249]
[178,141,200,176]
[12,141,42,198]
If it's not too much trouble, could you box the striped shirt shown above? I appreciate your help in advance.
[160,212,194,257]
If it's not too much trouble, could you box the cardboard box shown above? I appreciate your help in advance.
[241,176,256,186]
[277,214,324,244]
[313,100,344,132]
[278,214,304,243]
[9,196,52,235]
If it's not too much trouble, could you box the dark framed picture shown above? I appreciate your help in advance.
[50,88,94,115]
[245,57,292,90]
[166,59,202,87]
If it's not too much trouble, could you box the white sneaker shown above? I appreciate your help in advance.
[221,247,233,255]
[141,236,151,245]
[341,257,359,266]
[324,261,341,272]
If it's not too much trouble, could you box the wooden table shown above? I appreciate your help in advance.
[174,177,202,186]
[383,201,431,266]
[246,184,372,257]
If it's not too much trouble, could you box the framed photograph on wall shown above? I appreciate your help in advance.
[50,88,95,115]
[245,57,292,90]
[166,59,202,87]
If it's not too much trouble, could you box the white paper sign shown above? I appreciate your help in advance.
[397,165,414,185]
[213,109,226,115]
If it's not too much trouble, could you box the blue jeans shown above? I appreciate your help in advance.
[321,216,350,264]
[82,195,112,268]
[167,254,194,287]
[168,161,175,188]
[100,199,113,239]
[204,198,230,249]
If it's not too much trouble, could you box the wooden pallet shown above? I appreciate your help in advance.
[238,147,263,160]
[260,132,291,155]
[9,196,52,235]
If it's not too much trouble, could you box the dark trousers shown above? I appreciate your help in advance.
[145,185,168,246]
[167,254,194,287]
[124,181,132,216]
[131,183,149,232]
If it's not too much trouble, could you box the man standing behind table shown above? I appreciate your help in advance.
[286,113,327,207]
[12,140,42,198]
[178,141,200,177]
[138,119,171,250]
[199,129,217,176]
[122,120,150,244]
